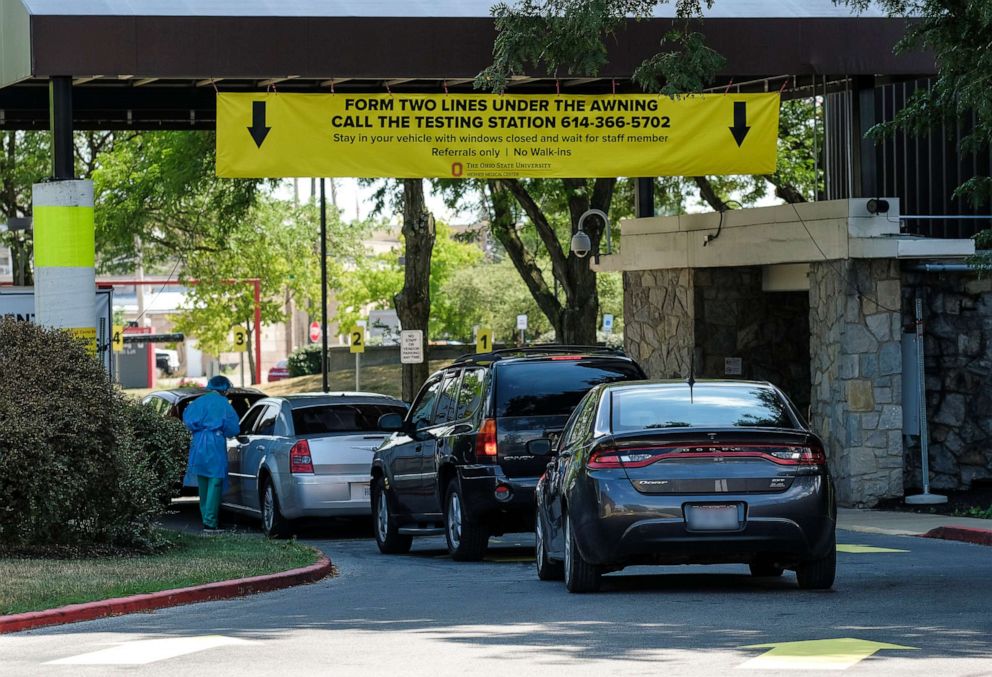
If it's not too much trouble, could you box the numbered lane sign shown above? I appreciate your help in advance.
[476,327,494,354]
[111,325,125,353]
[350,326,366,354]
[232,325,248,352]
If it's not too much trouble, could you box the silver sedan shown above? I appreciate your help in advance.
[223,393,408,537]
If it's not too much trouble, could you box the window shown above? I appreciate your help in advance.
[564,391,599,447]
[496,360,643,417]
[454,368,486,421]
[253,405,279,436]
[611,385,797,433]
[432,372,462,425]
[292,404,407,435]
[409,377,443,430]
[240,404,266,435]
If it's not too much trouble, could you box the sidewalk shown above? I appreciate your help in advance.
[839,507,992,545]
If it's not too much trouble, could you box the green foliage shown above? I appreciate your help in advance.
[953,504,992,520]
[334,221,483,339]
[477,1,720,93]
[0,319,182,549]
[93,131,263,272]
[121,399,191,508]
[0,131,50,285]
[440,259,554,341]
[845,0,992,206]
[288,344,324,377]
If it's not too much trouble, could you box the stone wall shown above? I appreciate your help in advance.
[902,271,992,490]
[624,269,693,379]
[693,267,811,412]
[809,260,904,507]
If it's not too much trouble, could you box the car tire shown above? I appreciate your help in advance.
[535,511,564,581]
[563,512,600,593]
[372,478,412,554]
[749,561,785,577]
[444,479,488,561]
[261,478,292,539]
[796,535,837,590]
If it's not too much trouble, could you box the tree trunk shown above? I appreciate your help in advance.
[394,179,436,402]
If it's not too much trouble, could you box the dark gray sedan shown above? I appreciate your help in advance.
[223,393,408,537]
[535,380,836,592]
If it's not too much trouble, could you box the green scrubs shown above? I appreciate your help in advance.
[198,476,224,529]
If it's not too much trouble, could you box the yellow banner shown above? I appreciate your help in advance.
[216,93,779,179]
[68,327,97,355]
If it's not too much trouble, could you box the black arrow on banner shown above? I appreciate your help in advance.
[729,101,750,147]
[248,101,271,148]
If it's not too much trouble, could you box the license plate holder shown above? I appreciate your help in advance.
[684,503,744,531]
[350,483,372,501]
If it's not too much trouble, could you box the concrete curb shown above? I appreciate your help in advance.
[0,550,332,634]
[920,526,992,547]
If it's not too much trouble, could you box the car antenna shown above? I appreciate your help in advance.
[687,352,696,404]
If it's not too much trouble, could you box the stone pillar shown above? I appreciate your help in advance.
[623,269,693,379]
[32,180,97,355]
[809,259,904,507]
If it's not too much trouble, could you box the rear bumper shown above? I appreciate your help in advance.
[457,466,539,533]
[281,473,371,519]
[572,475,835,568]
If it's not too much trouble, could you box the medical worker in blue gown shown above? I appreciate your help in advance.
[182,375,241,533]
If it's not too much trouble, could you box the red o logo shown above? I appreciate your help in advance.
[451,162,463,177]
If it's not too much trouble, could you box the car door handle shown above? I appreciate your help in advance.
[415,445,423,453]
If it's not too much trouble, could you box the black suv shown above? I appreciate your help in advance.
[371,346,646,560]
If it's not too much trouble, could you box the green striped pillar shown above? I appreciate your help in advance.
[32,180,97,354]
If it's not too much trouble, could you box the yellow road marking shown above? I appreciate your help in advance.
[837,544,908,553]
[739,638,917,671]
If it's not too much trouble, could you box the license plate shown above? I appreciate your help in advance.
[350,483,372,501]
[685,503,741,531]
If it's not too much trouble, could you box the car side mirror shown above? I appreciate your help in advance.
[527,438,553,457]
[236,434,249,444]
[378,413,405,432]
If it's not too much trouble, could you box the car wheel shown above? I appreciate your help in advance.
[563,512,600,593]
[535,511,564,581]
[261,478,291,539]
[749,561,785,577]
[444,479,488,561]
[372,478,412,554]
[796,535,837,590]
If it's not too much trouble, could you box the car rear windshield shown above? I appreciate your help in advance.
[611,385,797,432]
[292,403,407,435]
[496,359,643,417]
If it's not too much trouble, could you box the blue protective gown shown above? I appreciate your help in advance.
[182,390,241,486]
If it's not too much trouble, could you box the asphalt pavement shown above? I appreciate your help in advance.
[2,505,990,676]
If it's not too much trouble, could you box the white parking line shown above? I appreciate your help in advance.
[46,635,254,665]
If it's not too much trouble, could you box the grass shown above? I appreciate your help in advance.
[0,531,320,615]
[953,504,992,519]
[263,361,453,399]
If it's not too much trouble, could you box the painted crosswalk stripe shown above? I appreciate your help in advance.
[47,635,254,665]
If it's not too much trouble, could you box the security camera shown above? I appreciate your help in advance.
[570,231,592,258]
[866,198,890,215]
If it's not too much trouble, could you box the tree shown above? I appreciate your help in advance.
[395,180,436,401]
[93,131,263,272]
[844,1,992,208]
[173,198,359,382]
[334,220,483,341]
[473,1,820,343]
[0,131,48,285]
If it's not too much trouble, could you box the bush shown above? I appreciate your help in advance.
[0,319,187,549]
[288,344,324,377]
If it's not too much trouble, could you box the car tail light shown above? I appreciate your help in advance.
[290,440,314,473]
[588,444,827,468]
[588,447,662,469]
[476,418,498,461]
